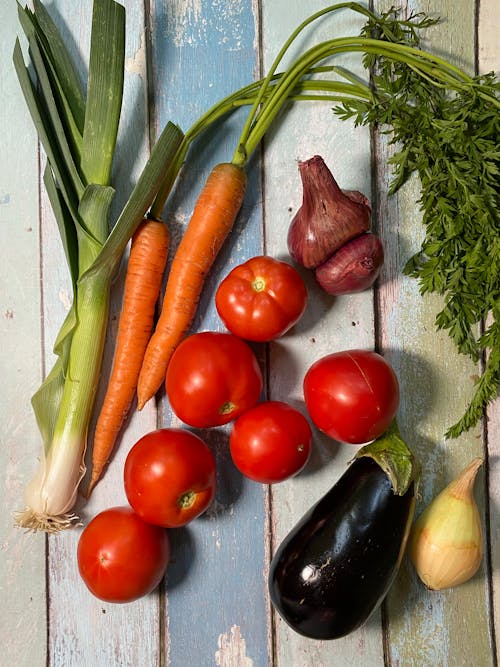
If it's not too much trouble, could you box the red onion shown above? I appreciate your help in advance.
[287,155,371,269]
[315,232,384,296]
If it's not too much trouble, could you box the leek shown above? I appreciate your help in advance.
[15,0,183,532]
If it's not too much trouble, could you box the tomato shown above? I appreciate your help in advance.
[303,349,400,444]
[124,428,216,528]
[166,331,263,428]
[215,255,307,342]
[77,506,169,603]
[229,401,313,483]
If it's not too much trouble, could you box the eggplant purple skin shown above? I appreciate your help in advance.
[269,456,416,640]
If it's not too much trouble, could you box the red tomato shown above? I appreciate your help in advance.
[166,331,263,428]
[229,401,313,483]
[215,255,307,342]
[124,428,216,528]
[77,506,169,603]
[303,349,400,444]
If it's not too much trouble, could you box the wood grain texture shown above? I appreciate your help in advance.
[261,2,382,665]
[479,0,500,663]
[375,2,494,666]
[149,1,269,664]
[1,1,499,665]
[376,2,492,666]
[1,2,47,666]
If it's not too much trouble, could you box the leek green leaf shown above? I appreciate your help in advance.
[31,362,64,456]
[13,39,80,222]
[86,121,184,279]
[43,166,79,286]
[31,306,76,455]
[77,185,115,267]
[81,0,125,186]
[27,35,85,199]
[30,0,85,133]
[17,2,84,158]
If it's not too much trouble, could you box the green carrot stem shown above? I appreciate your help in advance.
[149,71,373,220]
[233,35,484,166]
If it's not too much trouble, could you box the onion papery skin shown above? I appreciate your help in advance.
[315,232,384,296]
[287,155,371,269]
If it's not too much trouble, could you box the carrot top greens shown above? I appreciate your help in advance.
[334,7,500,437]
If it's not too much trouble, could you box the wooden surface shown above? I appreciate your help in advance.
[1,0,498,665]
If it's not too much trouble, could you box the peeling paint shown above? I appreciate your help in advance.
[165,0,204,47]
[165,0,245,49]
[59,288,72,311]
[205,498,228,518]
[125,30,147,80]
[215,625,253,667]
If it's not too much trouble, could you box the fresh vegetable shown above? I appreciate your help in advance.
[229,401,312,484]
[137,163,247,408]
[14,0,183,531]
[269,423,419,639]
[165,332,263,428]
[287,155,384,296]
[124,429,216,528]
[303,349,400,444]
[287,155,371,270]
[134,4,380,408]
[315,232,384,296]
[77,506,170,603]
[215,256,307,341]
[87,218,170,496]
[409,457,484,591]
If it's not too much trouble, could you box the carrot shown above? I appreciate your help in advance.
[136,162,247,409]
[87,218,170,495]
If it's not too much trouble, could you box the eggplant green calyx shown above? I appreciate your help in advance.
[355,421,420,496]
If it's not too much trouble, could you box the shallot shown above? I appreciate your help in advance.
[315,232,384,295]
[287,155,371,269]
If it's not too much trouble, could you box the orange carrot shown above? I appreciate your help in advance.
[87,218,170,495]
[136,162,247,409]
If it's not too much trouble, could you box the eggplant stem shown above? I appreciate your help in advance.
[355,421,420,496]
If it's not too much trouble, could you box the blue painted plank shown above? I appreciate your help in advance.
[149,0,269,664]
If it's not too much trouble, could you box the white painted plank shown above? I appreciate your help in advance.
[148,0,270,663]
[0,2,47,666]
[261,1,385,664]
[375,1,494,664]
[478,0,500,662]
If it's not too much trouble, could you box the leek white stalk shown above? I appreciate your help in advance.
[19,273,111,530]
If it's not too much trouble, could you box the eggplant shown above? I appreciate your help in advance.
[269,423,419,640]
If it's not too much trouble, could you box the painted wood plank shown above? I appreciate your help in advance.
[148,1,269,664]
[1,1,498,665]
[478,0,500,663]
[0,3,47,666]
[260,1,385,665]
[31,2,162,665]
[374,1,494,665]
